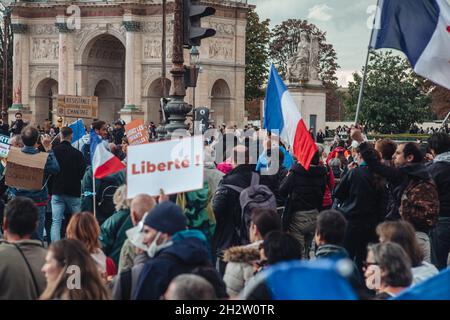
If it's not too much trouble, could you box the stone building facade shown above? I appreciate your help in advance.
[8,0,250,126]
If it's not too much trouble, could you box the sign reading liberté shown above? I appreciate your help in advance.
[57,95,98,119]
[127,135,204,198]
[0,134,10,158]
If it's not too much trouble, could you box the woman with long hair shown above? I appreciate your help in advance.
[66,212,117,278]
[40,239,110,300]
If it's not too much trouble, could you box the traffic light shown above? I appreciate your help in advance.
[183,0,216,48]
[194,107,210,134]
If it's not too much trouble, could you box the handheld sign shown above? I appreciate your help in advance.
[57,95,98,119]
[125,119,149,145]
[127,135,204,198]
[0,134,10,158]
[5,147,49,190]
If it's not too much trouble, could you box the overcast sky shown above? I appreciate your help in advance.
[249,0,378,87]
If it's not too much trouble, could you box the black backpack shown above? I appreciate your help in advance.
[223,172,277,245]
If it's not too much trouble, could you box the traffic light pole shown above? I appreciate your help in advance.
[164,0,191,137]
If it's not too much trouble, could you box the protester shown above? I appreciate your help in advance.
[7,126,60,241]
[399,181,439,263]
[0,118,9,136]
[426,132,450,270]
[334,144,383,271]
[66,212,117,278]
[316,129,325,144]
[80,165,126,226]
[375,139,397,167]
[40,239,110,300]
[203,145,225,195]
[9,112,26,136]
[0,198,47,299]
[191,266,229,299]
[280,150,327,258]
[223,209,282,297]
[111,195,156,300]
[81,120,109,166]
[164,274,217,300]
[314,210,361,289]
[359,141,433,221]
[261,231,302,267]
[212,145,278,275]
[376,221,439,285]
[133,202,212,300]
[112,121,125,146]
[364,242,412,300]
[50,127,86,242]
[117,194,156,272]
[99,185,132,266]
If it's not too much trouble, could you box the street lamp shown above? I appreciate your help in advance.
[190,46,199,66]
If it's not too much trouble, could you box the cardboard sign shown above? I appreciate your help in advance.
[127,135,204,198]
[0,134,10,158]
[125,119,149,145]
[57,95,98,119]
[5,147,49,190]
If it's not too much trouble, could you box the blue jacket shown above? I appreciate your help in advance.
[133,230,211,300]
[8,146,60,203]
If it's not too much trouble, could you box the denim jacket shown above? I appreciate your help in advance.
[8,146,60,203]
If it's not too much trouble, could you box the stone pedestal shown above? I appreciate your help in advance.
[288,82,326,136]
[119,109,145,124]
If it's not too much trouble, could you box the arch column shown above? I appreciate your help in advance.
[10,23,28,110]
[56,20,75,95]
[120,19,144,122]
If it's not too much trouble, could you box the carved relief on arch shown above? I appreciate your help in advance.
[75,23,126,55]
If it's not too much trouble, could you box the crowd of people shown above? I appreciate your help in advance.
[0,113,449,300]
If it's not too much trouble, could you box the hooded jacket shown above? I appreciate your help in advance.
[223,241,261,296]
[427,151,450,218]
[280,162,327,213]
[133,230,211,300]
[212,164,279,257]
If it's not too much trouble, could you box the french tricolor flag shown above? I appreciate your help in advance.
[90,129,125,179]
[263,65,318,170]
[372,0,450,89]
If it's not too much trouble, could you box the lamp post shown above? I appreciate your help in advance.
[189,46,199,109]
[163,0,191,138]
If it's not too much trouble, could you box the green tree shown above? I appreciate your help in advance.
[245,9,270,101]
[269,19,339,85]
[345,51,432,134]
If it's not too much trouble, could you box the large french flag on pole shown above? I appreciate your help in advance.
[263,65,317,170]
[90,129,125,179]
[372,0,450,89]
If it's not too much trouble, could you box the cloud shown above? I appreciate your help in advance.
[307,4,333,22]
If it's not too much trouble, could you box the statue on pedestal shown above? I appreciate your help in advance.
[309,35,320,81]
[287,32,310,84]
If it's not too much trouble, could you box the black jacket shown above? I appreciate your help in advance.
[9,120,25,135]
[427,154,450,218]
[365,161,430,221]
[51,141,86,197]
[212,164,279,256]
[334,165,383,224]
[112,127,125,145]
[280,162,327,213]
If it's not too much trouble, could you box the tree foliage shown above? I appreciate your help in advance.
[245,9,270,101]
[269,19,339,85]
[344,51,432,134]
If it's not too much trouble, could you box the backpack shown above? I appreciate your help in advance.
[224,172,277,245]
[400,178,439,229]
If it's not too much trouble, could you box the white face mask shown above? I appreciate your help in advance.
[146,232,173,258]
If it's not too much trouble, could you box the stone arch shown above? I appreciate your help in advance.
[210,79,231,126]
[77,29,126,65]
[80,34,125,122]
[145,77,171,124]
[94,79,121,123]
[33,78,58,126]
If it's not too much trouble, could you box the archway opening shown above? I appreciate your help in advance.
[211,79,231,126]
[35,78,58,126]
[146,78,171,124]
[81,34,125,123]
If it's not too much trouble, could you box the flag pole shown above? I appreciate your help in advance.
[355,0,380,125]
[92,170,96,218]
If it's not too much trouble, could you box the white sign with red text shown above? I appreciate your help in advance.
[127,135,204,198]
